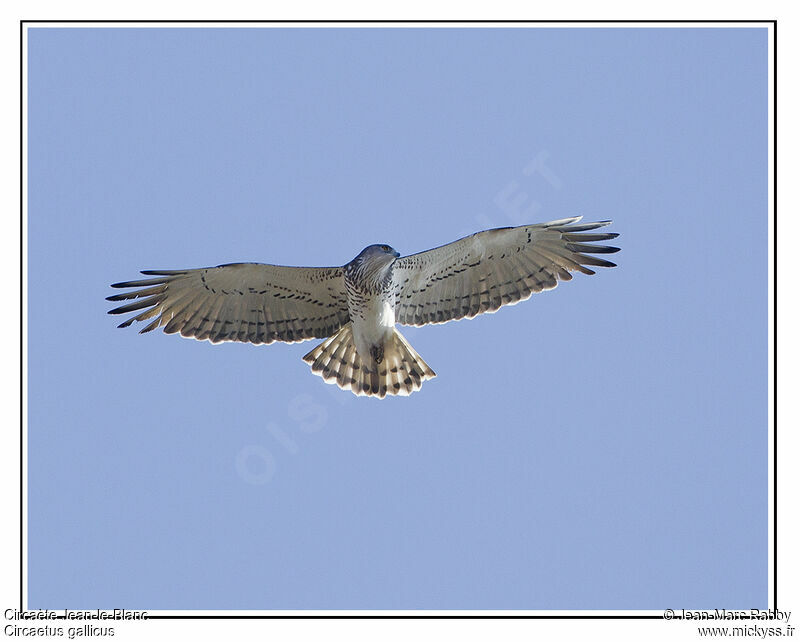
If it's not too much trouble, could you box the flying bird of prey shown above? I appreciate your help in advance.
[108,217,619,398]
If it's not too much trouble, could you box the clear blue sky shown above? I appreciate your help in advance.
[27,27,768,610]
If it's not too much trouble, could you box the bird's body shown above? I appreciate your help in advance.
[343,244,399,365]
[108,217,619,397]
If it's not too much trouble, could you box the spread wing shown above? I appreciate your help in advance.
[107,263,349,344]
[392,217,619,326]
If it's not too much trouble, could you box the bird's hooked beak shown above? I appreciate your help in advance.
[392,249,400,258]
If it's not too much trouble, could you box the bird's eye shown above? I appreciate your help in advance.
[382,245,389,251]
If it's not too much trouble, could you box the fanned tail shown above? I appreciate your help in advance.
[302,323,436,398]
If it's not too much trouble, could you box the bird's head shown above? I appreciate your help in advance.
[351,244,401,266]
[361,244,400,259]
[346,244,401,290]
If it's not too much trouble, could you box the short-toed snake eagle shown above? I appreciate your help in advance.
[108,217,619,397]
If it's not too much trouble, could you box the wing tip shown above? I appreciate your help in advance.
[545,218,615,233]
[565,242,621,255]
[543,216,582,227]
[580,256,617,269]
[140,269,177,276]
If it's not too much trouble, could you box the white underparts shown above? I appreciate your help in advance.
[351,296,395,364]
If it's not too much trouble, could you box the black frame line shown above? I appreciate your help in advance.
[19,16,24,618]
[18,19,775,23]
[19,17,778,621]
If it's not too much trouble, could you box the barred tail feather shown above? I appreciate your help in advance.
[302,323,436,398]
